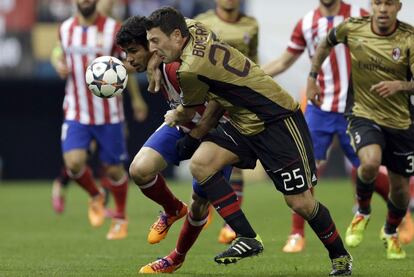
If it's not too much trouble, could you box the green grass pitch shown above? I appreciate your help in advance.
[0,179,413,276]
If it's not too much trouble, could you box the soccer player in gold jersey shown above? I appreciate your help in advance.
[195,0,259,244]
[142,7,352,276]
[307,0,414,259]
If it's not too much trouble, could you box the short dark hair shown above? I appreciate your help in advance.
[116,16,148,50]
[144,6,189,37]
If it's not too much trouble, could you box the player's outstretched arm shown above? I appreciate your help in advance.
[50,43,70,80]
[164,105,197,127]
[262,50,301,77]
[189,100,225,140]
[176,100,225,160]
[307,37,333,106]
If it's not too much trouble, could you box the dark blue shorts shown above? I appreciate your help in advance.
[143,123,232,199]
[61,120,127,165]
[305,105,359,167]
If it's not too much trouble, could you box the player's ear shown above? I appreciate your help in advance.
[171,29,182,42]
[397,1,402,12]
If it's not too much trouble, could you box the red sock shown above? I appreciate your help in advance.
[69,166,100,197]
[139,174,183,216]
[169,213,206,263]
[374,167,389,202]
[291,212,305,236]
[409,177,414,198]
[102,175,128,219]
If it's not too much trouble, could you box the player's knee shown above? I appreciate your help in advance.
[359,161,380,181]
[106,165,126,181]
[285,191,316,219]
[64,158,85,175]
[190,157,211,182]
[129,158,155,186]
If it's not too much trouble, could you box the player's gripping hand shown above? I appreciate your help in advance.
[176,134,201,160]
[306,75,322,106]
[146,54,162,93]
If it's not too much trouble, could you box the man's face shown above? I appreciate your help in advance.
[319,0,338,8]
[216,0,240,12]
[371,0,401,31]
[122,43,150,73]
[76,0,98,17]
[147,27,181,64]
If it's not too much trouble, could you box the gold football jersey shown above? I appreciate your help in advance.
[177,19,299,136]
[329,16,414,129]
[194,10,258,62]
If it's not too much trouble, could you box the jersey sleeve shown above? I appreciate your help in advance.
[287,19,306,55]
[327,19,350,46]
[177,71,209,107]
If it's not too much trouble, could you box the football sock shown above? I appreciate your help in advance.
[230,170,244,206]
[68,166,100,197]
[57,166,71,188]
[139,174,183,216]
[291,212,305,236]
[102,175,128,219]
[385,199,406,234]
[356,175,375,215]
[169,212,207,263]
[374,169,389,202]
[201,171,256,238]
[307,202,348,259]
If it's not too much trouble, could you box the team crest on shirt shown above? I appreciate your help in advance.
[392,47,401,61]
[243,32,251,45]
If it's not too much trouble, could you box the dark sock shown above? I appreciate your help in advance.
[356,175,375,215]
[385,199,406,234]
[58,167,71,187]
[201,171,256,238]
[307,202,348,259]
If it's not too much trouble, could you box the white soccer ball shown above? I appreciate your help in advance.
[85,56,128,98]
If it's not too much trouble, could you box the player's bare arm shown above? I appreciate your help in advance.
[262,51,301,77]
[370,80,414,98]
[189,100,225,140]
[164,104,197,127]
[176,100,225,160]
[307,37,334,106]
[51,44,70,79]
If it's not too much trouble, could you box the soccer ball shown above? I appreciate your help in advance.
[85,56,128,98]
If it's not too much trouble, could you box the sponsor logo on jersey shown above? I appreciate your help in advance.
[392,47,401,61]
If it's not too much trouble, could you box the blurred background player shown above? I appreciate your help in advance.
[50,0,146,240]
[307,0,414,259]
[50,0,148,216]
[261,0,403,253]
[194,0,259,244]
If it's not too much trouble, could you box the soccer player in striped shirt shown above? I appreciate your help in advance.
[51,0,145,240]
[262,0,398,253]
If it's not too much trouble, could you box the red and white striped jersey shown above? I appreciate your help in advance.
[59,14,124,125]
[288,2,368,113]
[161,62,228,132]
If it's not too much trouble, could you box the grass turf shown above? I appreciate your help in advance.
[0,179,413,276]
